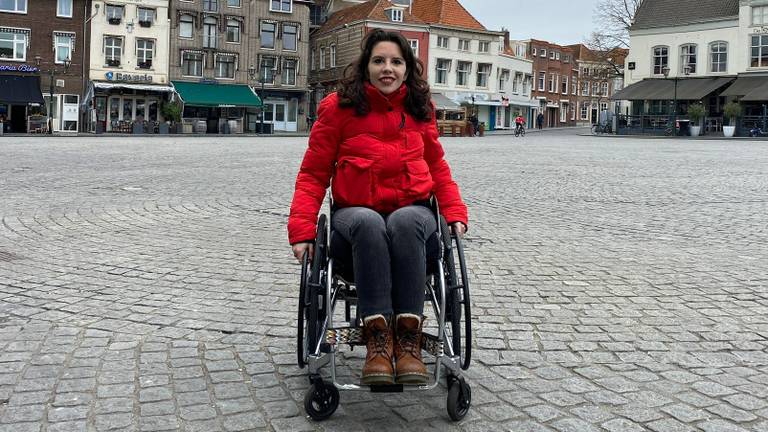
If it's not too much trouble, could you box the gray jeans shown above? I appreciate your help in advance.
[332,205,437,318]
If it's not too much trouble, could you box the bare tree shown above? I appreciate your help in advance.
[588,0,643,51]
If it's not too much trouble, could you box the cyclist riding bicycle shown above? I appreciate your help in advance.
[514,114,525,134]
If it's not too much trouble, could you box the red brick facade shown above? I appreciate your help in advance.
[528,39,578,128]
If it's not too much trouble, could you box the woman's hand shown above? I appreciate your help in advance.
[292,242,314,263]
[451,222,467,237]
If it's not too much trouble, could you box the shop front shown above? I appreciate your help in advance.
[245,90,305,133]
[172,81,262,134]
[84,77,174,133]
[0,73,45,133]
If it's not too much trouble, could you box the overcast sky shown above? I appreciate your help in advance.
[459,0,601,45]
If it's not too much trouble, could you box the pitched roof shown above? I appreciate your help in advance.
[411,0,485,31]
[631,0,739,30]
[316,0,425,34]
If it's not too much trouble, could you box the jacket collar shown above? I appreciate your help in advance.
[364,82,407,112]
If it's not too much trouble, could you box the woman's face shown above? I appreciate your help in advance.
[367,41,407,95]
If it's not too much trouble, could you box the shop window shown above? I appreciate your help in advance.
[215,54,236,79]
[283,24,298,51]
[270,0,291,13]
[136,39,154,69]
[180,15,194,38]
[282,58,297,85]
[54,33,74,64]
[709,41,727,73]
[0,0,27,13]
[57,0,72,17]
[182,51,203,77]
[226,20,241,43]
[260,21,275,49]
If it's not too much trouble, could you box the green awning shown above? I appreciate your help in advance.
[171,81,262,108]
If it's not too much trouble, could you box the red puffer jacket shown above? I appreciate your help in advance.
[288,83,468,244]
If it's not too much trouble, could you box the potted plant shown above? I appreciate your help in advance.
[107,58,120,67]
[161,101,183,134]
[139,19,152,28]
[108,16,121,25]
[686,104,706,137]
[723,101,741,137]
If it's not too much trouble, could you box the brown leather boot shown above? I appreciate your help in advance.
[394,314,428,384]
[361,314,394,385]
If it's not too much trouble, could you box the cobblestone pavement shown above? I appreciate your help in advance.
[1,132,767,432]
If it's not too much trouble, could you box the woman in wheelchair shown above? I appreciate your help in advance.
[288,30,468,386]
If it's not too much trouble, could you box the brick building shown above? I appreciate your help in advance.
[568,44,627,126]
[1,0,89,133]
[523,39,579,128]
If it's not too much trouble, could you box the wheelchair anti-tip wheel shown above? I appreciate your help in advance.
[304,381,340,421]
[447,376,472,421]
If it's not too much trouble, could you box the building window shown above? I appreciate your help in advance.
[0,0,26,13]
[330,44,336,67]
[137,8,154,26]
[390,8,403,22]
[531,47,537,56]
[104,36,122,65]
[226,19,241,43]
[601,82,609,96]
[270,0,291,13]
[581,81,589,96]
[408,39,418,57]
[680,44,697,73]
[0,29,27,61]
[560,102,567,122]
[753,6,768,25]
[547,74,555,92]
[580,102,588,120]
[203,0,218,12]
[478,41,489,53]
[215,54,236,78]
[182,51,203,76]
[136,39,154,68]
[436,58,450,84]
[57,0,72,17]
[319,46,326,69]
[512,73,520,93]
[203,17,217,48]
[549,51,555,60]
[283,58,297,85]
[54,33,73,63]
[228,0,241,6]
[437,36,449,48]
[751,35,768,67]
[106,5,124,23]
[555,52,560,60]
[572,75,577,95]
[710,41,727,73]
[592,82,601,96]
[476,63,490,87]
[456,61,471,86]
[283,24,298,51]
[261,56,276,83]
[310,48,316,71]
[561,75,568,94]
[179,15,194,38]
[458,39,470,51]
[538,72,545,91]
[652,46,668,75]
[540,48,546,57]
[498,69,509,91]
[260,22,275,49]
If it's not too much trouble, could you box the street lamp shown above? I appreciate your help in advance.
[36,55,71,134]
[248,64,270,134]
[662,64,690,135]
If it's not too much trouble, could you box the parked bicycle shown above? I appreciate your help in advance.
[749,126,768,137]
[591,122,612,135]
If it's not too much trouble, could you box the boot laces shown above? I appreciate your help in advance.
[398,331,421,357]
[369,328,391,359]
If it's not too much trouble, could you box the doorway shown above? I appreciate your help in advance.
[11,105,26,133]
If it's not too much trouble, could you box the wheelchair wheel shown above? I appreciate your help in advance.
[439,218,472,371]
[304,381,340,421]
[453,233,472,370]
[297,214,328,368]
[447,376,471,421]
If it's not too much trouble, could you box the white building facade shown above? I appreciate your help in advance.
[86,0,172,132]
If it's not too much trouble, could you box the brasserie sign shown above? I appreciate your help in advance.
[105,71,153,82]
[0,64,40,73]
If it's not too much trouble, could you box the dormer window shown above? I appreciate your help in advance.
[390,8,403,22]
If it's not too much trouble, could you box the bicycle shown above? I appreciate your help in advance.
[591,122,612,135]
[514,125,525,137]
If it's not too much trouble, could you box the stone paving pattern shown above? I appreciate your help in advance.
[0,132,767,432]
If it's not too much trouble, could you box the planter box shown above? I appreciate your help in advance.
[138,61,152,69]
[690,125,701,137]
[108,17,121,24]
[107,59,120,67]
[723,125,736,137]
[139,20,152,27]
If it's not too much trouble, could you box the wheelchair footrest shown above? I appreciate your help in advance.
[325,328,444,356]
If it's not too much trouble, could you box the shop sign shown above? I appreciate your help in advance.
[105,71,153,82]
[0,63,40,73]
[752,26,768,34]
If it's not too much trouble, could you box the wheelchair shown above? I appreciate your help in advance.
[296,196,472,421]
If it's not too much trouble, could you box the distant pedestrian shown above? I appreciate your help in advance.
[536,112,544,130]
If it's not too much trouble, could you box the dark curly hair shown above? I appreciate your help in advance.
[338,29,433,122]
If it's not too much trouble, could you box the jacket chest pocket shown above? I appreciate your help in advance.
[332,156,375,207]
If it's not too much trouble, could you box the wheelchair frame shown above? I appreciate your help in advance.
[296,197,472,421]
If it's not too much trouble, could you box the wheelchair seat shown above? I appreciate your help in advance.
[328,222,445,283]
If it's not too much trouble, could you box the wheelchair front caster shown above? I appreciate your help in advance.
[447,376,471,421]
[303,381,340,421]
